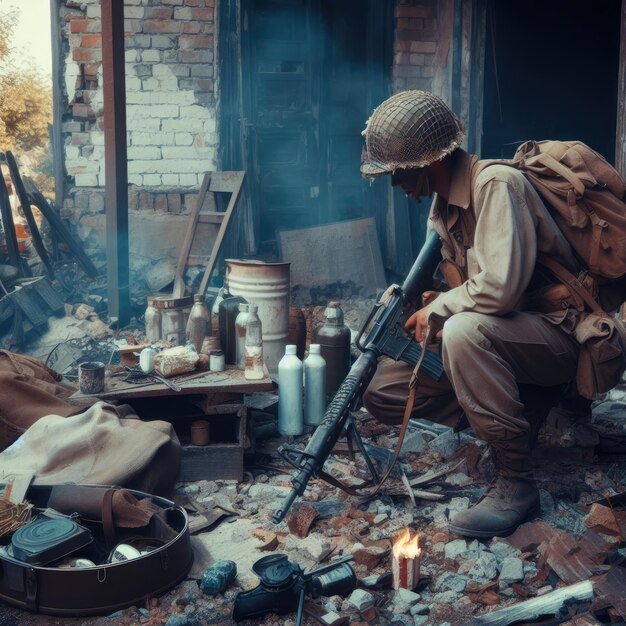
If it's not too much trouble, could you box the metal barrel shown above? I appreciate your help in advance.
[225,259,290,377]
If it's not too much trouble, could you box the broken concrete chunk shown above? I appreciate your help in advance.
[444,538,467,560]
[499,557,524,587]
[346,589,375,612]
[470,552,499,580]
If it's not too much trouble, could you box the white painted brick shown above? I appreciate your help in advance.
[203,117,217,132]
[127,117,162,131]
[66,159,100,174]
[126,75,142,91]
[159,159,202,174]
[162,119,204,132]
[75,174,99,187]
[126,91,195,105]
[175,133,194,146]
[124,6,145,18]
[128,174,143,186]
[86,5,100,18]
[162,173,179,186]
[180,173,199,186]
[143,174,162,186]
[128,146,162,160]
[128,160,158,174]
[65,146,80,160]
[125,50,139,63]
[161,146,202,159]
[127,104,179,119]
[90,132,105,146]
[179,105,210,119]
[131,131,175,146]
[97,172,106,186]
[141,77,159,91]
[141,49,161,63]
[153,64,178,90]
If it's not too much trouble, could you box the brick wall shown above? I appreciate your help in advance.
[59,0,217,247]
[392,0,456,106]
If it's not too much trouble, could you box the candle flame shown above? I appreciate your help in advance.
[392,529,420,559]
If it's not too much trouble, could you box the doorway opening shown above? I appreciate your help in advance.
[482,0,621,163]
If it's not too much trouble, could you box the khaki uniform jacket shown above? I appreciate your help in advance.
[426,149,580,325]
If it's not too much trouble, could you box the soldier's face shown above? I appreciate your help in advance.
[391,168,431,199]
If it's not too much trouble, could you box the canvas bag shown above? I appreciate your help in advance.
[511,140,626,282]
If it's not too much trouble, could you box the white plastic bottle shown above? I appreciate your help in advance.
[278,345,303,436]
[303,344,326,426]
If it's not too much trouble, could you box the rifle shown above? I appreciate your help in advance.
[273,227,444,523]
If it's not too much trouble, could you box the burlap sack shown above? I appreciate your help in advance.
[0,349,88,450]
[0,401,181,496]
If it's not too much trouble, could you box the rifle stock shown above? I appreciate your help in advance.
[273,228,443,524]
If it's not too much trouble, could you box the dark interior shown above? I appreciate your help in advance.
[482,0,621,163]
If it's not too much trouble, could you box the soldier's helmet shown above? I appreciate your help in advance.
[360,90,465,178]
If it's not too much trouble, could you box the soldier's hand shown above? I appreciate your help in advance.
[404,306,430,343]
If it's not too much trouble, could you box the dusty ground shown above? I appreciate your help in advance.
[0,299,625,626]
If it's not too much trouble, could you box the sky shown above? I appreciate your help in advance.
[0,0,52,77]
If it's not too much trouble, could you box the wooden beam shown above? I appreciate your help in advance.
[101,0,130,326]
[49,0,64,210]
[616,0,626,176]
[466,580,593,626]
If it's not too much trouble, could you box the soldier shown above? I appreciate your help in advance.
[360,90,582,538]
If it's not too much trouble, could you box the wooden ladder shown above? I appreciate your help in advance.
[172,170,245,298]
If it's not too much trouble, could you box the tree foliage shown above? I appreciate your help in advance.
[0,8,52,156]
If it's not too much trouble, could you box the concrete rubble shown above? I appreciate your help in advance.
[0,294,625,626]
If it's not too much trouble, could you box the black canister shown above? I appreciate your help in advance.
[219,295,247,364]
[312,301,351,397]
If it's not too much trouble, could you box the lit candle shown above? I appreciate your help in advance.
[392,529,421,590]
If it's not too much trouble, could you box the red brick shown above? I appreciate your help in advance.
[183,22,201,34]
[139,192,154,211]
[180,35,214,50]
[143,20,181,34]
[397,17,424,30]
[81,34,101,48]
[395,40,413,53]
[410,41,437,53]
[421,66,435,77]
[155,194,168,212]
[73,48,102,63]
[70,19,90,33]
[191,7,213,20]
[409,53,425,65]
[184,0,203,5]
[287,503,318,538]
[395,6,431,19]
[394,65,421,78]
[196,79,214,91]
[584,503,625,537]
[71,133,90,145]
[72,103,95,120]
[504,520,557,552]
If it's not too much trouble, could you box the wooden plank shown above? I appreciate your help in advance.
[466,580,593,626]
[278,217,387,295]
[102,0,130,326]
[198,171,245,296]
[197,211,225,225]
[69,365,273,401]
[172,172,212,298]
[50,0,64,211]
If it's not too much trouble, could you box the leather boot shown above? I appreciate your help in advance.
[448,475,540,538]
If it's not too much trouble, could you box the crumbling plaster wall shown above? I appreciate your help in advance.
[58,0,217,267]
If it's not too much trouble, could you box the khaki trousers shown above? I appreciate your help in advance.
[362,311,580,477]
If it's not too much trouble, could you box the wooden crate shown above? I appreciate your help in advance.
[179,403,247,482]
